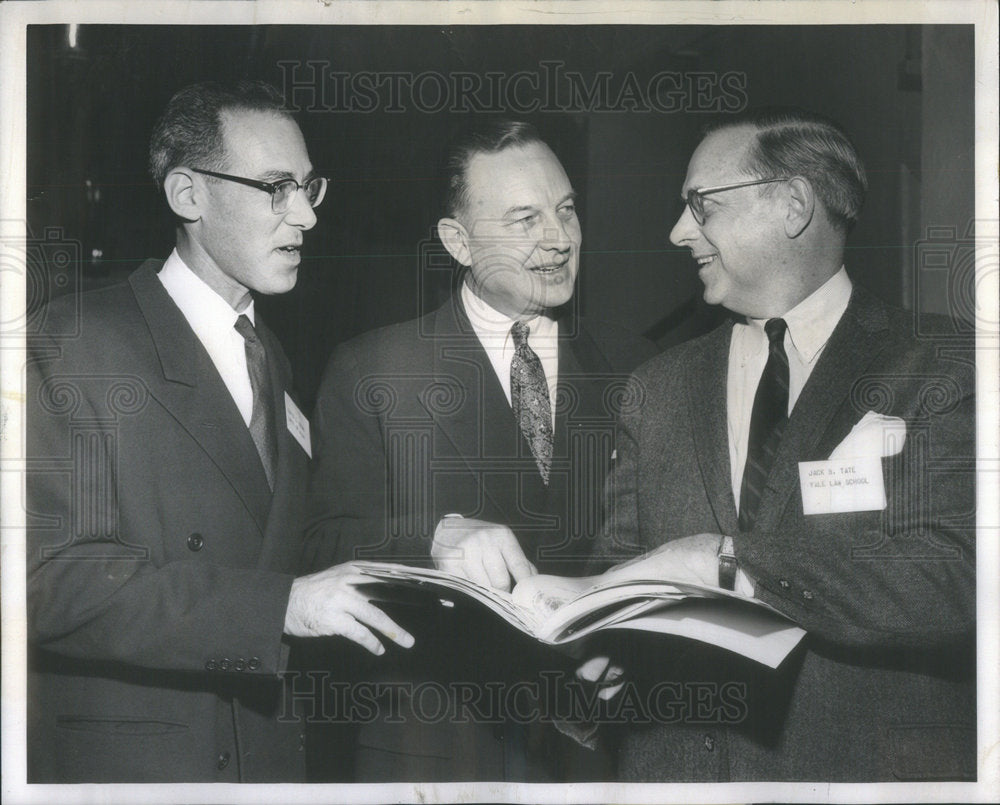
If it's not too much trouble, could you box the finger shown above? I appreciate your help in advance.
[598,682,625,701]
[462,556,496,590]
[481,547,514,592]
[576,656,611,682]
[348,598,416,649]
[335,615,387,656]
[498,534,535,584]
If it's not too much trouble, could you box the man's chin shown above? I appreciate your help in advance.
[700,283,725,308]
[255,268,299,296]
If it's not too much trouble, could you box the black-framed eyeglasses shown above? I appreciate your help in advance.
[191,168,328,214]
[683,177,790,225]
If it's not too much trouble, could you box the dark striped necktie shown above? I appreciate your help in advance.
[234,314,278,490]
[738,317,789,530]
[510,321,553,485]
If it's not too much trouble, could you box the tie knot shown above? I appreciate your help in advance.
[234,314,258,343]
[764,317,787,345]
[510,320,530,348]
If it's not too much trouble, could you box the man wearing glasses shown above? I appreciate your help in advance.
[26,80,413,783]
[581,108,975,780]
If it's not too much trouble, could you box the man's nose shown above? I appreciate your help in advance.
[284,187,318,229]
[540,217,572,250]
[669,203,698,247]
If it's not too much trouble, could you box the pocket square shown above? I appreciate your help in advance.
[829,411,906,460]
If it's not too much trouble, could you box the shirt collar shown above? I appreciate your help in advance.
[158,249,255,330]
[746,267,852,364]
[460,278,557,344]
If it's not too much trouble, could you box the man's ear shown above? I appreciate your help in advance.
[163,169,201,223]
[437,217,472,267]
[784,176,815,238]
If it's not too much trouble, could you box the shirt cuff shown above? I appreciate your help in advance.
[735,567,756,598]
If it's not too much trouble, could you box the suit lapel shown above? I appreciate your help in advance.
[554,316,612,456]
[419,296,521,520]
[685,321,740,537]
[129,262,272,536]
[752,287,891,534]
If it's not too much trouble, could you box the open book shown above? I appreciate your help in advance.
[354,553,806,669]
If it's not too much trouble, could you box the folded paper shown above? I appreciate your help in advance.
[828,410,906,460]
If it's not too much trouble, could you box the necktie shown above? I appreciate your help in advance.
[738,318,789,530]
[510,321,553,485]
[234,314,278,490]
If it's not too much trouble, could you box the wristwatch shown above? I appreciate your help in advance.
[717,535,737,591]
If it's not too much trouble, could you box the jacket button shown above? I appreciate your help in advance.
[802,589,814,601]
[219,658,231,671]
[235,658,246,671]
[779,579,791,590]
[187,533,204,552]
[703,734,715,751]
[205,659,217,671]
[217,751,230,770]
[248,657,261,670]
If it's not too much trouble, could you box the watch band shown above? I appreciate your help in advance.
[717,535,737,591]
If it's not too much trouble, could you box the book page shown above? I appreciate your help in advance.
[597,598,807,669]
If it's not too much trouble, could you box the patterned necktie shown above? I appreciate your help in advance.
[738,317,789,530]
[510,321,553,485]
[234,314,278,490]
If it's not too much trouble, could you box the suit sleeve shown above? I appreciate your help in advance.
[743,349,976,652]
[301,343,397,571]
[26,335,295,677]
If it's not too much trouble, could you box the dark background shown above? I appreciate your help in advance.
[27,24,975,412]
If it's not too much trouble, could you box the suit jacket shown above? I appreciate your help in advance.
[301,292,657,781]
[594,286,976,781]
[26,261,311,782]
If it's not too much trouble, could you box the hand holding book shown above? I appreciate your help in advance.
[354,534,806,668]
[430,515,538,592]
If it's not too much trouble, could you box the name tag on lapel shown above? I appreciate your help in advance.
[284,392,312,458]
[798,456,886,515]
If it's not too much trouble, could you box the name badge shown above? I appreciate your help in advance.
[798,456,885,515]
[284,392,312,458]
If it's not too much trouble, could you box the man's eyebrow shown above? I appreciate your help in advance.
[259,169,317,183]
[502,191,578,218]
[502,204,539,218]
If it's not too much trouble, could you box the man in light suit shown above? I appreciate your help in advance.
[580,108,976,781]
[26,80,413,783]
[303,120,657,781]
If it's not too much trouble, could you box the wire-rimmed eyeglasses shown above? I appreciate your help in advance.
[683,177,790,225]
[192,168,328,214]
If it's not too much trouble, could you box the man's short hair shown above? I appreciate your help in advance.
[148,80,289,188]
[706,108,868,232]
[443,119,546,219]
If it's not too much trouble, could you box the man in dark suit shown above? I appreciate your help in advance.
[303,120,657,780]
[26,80,413,783]
[580,108,976,781]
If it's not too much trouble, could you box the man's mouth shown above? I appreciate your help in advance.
[530,260,568,275]
[694,254,716,267]
[277,245,301,255]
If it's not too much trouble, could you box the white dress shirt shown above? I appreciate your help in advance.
[157,249,256,427]
[727,267,853,510]
[461,280,559,426]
